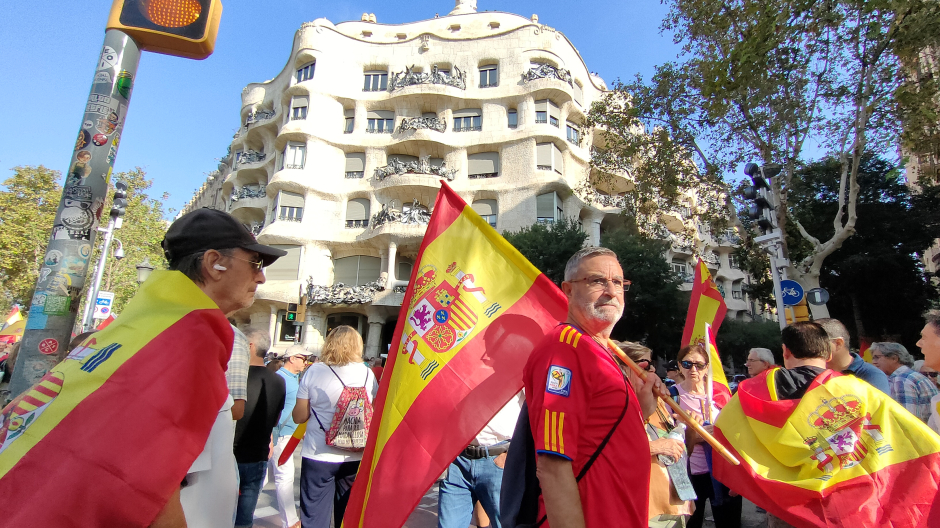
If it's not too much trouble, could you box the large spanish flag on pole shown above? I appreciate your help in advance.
[683,259,730,407]
[0,271,232,526]
[343,182,568,528]
[713,369,940,527]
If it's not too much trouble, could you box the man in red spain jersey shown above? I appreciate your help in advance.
[523,247,661,528]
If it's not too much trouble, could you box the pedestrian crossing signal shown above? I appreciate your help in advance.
[286,303,298,322]
[106,0,223,59]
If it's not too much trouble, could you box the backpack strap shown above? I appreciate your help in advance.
[328,365,347,388]
[311,366,345,432]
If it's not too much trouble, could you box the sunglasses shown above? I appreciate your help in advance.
[229,254,265,271]
[680,360,708,371]
[636,359,655,372]
[925,371,939,379]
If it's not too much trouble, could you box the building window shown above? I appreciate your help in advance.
[729,254,741,269]
[275,191,304,222]
[296,62,315,83]
[453,109,482,132]
[397,259,414,282]
[290,96,309,121]
[536,192,563,224]
[468,152,499,179]
[366,110,394,133]
[277,310,302,342]
[266,244,302,280]
[671,259,687,276]
[363,70,388,91]
[573,82,584,107]
[345,152,365,178]
[283,142,306,170]
[471,199,497,227]
[566,123,580,145]
[535,100,560,127]
[344,109,355,133]
[479,65,498,87]
[508,109,518,129]
[345,198,371,228]
[536,142,564,174]
[292,106,307,120]
[333,255,382,286]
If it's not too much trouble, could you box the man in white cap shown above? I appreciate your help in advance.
[268,344,312,528]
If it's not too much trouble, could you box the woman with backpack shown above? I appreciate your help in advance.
[292,325,379,528]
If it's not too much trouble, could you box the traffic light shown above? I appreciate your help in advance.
[286,303,298,322]
[741,163,780,232]
[110,181,128,218]
[296,296,307,323]
[106,0,223,60]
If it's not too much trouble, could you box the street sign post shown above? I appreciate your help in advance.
[780,280,805,306]
[806,288,830,306]
[93,292,115,319]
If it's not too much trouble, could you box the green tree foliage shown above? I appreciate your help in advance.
[502,218,587,286]
[0,166,62,311]
[594,0,940,317]
[83,168,169,316]
[602,226,686,357]
[715,320,784,372]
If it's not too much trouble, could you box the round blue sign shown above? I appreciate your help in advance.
[434,309,449,324]
[780,280,805,306]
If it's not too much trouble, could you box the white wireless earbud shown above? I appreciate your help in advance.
[213,264,228,271]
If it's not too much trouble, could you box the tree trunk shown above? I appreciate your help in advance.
[786,269,831,319]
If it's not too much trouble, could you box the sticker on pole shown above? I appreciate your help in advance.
[93,291,115,319]
[780,280,805,306]
[39,338,59,356]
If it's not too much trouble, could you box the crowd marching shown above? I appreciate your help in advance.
[0,205,939,528]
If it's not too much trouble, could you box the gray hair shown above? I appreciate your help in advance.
[168,248,233,285]
[748,347,775,365]
[871,342,914,367]
[914,359,925,372]
[244,328,272,358]
[928,313,940,332]
[816,318,850,344]
[564,247,618,281]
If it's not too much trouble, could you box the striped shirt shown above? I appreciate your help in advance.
[226,325,250,401]
[888,365,939,423]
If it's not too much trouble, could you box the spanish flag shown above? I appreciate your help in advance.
[0,271,233,527]
[2,306,23,330]
[713,369,940,527]
[683,259,730,407]
[343,182,568,528]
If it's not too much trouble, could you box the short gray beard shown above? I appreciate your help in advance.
[577,298,623,327]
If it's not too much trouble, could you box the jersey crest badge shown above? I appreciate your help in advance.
[546,365,572,397]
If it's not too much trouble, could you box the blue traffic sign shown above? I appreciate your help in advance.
[780,280,805,306]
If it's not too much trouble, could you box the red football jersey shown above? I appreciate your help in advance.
[523,323,650,528]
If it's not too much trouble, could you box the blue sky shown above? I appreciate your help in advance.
[0,0,681,215]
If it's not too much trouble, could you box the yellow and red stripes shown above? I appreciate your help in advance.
[543,409,567,456]
[559,326,582,348]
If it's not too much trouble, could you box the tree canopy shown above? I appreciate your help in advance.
[502,218,587,286]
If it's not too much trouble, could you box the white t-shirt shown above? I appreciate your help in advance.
[180,395,238,527]
[929,393,940,435]
[297,362,379,463]
[473,392,524,446]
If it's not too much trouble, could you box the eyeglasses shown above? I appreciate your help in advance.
[228,254,265,271]
[568,276,632,292]
[680,360,708,371]
[636,359,655,372]
[870,354,885,360]
[744,358,765,364]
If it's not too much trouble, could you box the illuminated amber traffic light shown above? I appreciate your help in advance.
[106,0,222,60]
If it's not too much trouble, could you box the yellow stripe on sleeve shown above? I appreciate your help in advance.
[544,409,551,451]
[559,326,570,344]
[558,412,565,455]
[551,411,558,452]
[571,332,581,348]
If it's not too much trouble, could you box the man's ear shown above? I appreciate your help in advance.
[561,281,573,297]
[782,344,793,360]
[202,250,226,281]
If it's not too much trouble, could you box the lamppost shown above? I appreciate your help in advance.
[136,258,155,285]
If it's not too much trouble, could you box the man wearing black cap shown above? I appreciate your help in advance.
[158,208,286,528]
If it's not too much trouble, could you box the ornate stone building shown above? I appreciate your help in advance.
[183,2,752,356]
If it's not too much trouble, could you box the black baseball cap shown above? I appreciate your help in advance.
[162,208,287,267]
[667,360,679,371]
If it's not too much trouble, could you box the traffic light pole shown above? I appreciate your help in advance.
[9,30,140,399]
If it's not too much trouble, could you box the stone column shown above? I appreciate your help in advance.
[303,309,326,355]
[380,247,389,280]
[387,241,398,283]
[268,304,278,343]
[364,314,386,359]
[581,209,604,246]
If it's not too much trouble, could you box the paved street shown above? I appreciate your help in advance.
[250,451,769,528]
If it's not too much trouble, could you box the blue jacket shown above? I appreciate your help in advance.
[845,352,890,394]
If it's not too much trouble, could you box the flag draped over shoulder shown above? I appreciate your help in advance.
[343,182,568,528]
[0,271,232,527]
[713,369,940,527]
[683,259,730,407]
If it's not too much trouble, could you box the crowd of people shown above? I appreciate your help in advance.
[2,208,939,528]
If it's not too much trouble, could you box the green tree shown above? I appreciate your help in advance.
[502,218,587,286]
[601,225,686,357]
[0,166,62,311]
[81,168,169,317]
[715,319,784,372]
[593,0,940,318]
